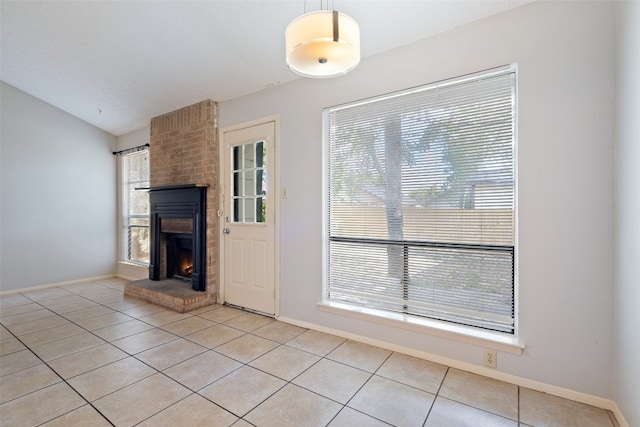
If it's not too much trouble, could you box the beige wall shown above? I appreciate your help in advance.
[220,1,616,400]
[614,1,640,425]
[0,82,117,291]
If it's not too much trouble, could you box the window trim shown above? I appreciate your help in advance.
[322,64,519,341]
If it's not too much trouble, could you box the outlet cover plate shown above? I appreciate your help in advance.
[483,349,497,368]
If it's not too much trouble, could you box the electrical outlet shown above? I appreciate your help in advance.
[483,349,497,369]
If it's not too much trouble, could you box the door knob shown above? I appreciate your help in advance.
[223,228,231,234]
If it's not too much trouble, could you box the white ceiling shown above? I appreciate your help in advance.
[1,0,531,136]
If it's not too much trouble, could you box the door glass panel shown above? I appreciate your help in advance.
[244,171,255,197]
[257,197,265,222]
[256,169,264,195]
[233,171,241,197]
[232,139,267,223]
[233,198,241,222]
[256,141,264,167]
[243,144,255,169]
[244,198,256,222]
[233,146,240,171]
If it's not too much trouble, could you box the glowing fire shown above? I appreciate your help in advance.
[178,252,193,278]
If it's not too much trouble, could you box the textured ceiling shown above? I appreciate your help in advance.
[1,0,531,136]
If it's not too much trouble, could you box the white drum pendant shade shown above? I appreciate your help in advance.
[286,10,360,78]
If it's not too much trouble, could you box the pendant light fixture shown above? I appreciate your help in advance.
[285,7,360,78]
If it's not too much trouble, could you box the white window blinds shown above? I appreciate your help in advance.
[324,66,516,333]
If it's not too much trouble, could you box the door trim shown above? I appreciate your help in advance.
[218,115,280,318]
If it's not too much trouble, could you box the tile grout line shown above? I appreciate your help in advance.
[142,313,386,425]
[422,365,451,426]
[3,288,491,426]
[4,280,614,427]
[230,331,394,426]
[9,281,215,425]
[127,306,449,426]
[84,300,293,425]
[437,368,523,425]
[0,323,116,427]
[3,287,196,426]
[175,321,297,423]
[1,284,197,425]
[517,384,521,425]
[331,348,390,426]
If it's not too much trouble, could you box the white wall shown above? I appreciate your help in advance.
[0,82,117,291]
[614,1,640,425]
[219,1,616,399]
[116,126,150,152]
[115,127,151,280]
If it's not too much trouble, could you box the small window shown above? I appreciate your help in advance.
[232,140,267,223]
[324,66,516,334]
[122,150,149,264]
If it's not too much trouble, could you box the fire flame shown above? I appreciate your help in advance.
[179,252,193,278]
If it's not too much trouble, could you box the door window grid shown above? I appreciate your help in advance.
[232,140,267,223]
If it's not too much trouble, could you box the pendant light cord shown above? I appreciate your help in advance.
[303,0,336,13]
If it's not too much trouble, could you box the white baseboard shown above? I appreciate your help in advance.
[0,274,117,296]
[278,315,621,418]
[612,402,630,427]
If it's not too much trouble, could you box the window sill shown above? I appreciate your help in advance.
[117,261,148,281]
[318,301,524,355]
[119,261,149,268]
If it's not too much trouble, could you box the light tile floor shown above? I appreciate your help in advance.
[0,278,618,427]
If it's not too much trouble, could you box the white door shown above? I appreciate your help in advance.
[221,121,276,315]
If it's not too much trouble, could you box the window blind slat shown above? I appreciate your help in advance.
[325,66,516,334]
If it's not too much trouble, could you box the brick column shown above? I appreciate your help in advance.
[149,100,218,296]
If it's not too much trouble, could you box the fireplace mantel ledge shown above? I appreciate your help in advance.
[137,184,210,191]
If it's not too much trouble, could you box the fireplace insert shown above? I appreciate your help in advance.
[148,185,207,291]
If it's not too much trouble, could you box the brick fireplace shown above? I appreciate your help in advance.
[125,100,218,312]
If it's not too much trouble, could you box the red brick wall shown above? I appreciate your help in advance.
[149,100,218,295]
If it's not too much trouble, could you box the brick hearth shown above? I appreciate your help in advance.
[125,279,216,313]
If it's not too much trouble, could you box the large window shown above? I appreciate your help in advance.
[324,66,516,334]
[122,150,149,264]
